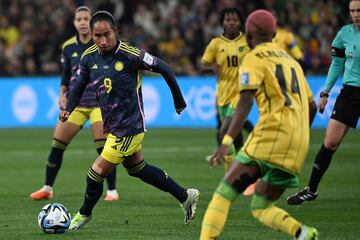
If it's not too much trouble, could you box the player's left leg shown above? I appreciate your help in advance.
[200,161,259,239]
[123,150,199,224]
[251,170,318,239]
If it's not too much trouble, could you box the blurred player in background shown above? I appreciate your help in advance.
[59,11,199,230]
[201,8,252,174]
[273,11,304,64]
[201,9,318,240]
[30,6,119,202]
[287,0,360,205]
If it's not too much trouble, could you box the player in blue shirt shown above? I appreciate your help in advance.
[30,6,119,202]
[59,11,200,230]
[287,0,360,205]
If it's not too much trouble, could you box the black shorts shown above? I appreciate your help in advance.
[331,84,360,128]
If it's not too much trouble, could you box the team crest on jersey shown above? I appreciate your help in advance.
[238,47,244,52]
[72,52,78,57]
[240,72,249,85]
[91,64,98,70]
[114,61,124,71]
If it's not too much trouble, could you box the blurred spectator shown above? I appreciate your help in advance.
[0,0,351,76]
[0,16,20,47]
[0,37,11,75]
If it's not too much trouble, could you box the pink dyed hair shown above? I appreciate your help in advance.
[245,9,276,38]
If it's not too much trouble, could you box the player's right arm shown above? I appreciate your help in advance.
[60,57,90,122]
[59,49,71,110]
[319,27,346,112]
[200,39,220,75]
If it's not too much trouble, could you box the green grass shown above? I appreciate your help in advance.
[0,128,359,239]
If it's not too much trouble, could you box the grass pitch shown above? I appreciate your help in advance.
[0,128,359,239]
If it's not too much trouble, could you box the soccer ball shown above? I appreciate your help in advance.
[38,203,71,234]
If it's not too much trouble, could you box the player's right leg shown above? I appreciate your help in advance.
[200,160,259,239]
[104,133,199,224]
[123,150,200,225]
[70,155,117,230]
[30,120,81,200]
[89,110,120,202]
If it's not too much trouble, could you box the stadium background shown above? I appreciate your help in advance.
[0,0,350,76]
[0,1,359,240]
[0,0,357,128]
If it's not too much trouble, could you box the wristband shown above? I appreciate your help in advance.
[221,134,234,146]
[320,91,329,98]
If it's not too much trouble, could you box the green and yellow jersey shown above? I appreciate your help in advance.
[274,27,303,61]
[201,33,249,106]
[238,42,313,175]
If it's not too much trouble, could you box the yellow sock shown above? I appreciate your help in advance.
[251,206,301,237]
[200,181,238,240]
[200,193,230,239]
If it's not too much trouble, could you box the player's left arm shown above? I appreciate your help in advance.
[140,52,186,114]
[287,32,303,62]
[210,90,253,166]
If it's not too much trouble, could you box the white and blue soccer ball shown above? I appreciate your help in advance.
[38,203,71,234]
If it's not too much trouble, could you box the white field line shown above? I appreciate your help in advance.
[5,143,360,157]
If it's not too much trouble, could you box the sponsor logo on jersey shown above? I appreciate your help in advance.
[72,52,78,57]
[92,64,98,69]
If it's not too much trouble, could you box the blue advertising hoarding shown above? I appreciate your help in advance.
[0,76,356,128]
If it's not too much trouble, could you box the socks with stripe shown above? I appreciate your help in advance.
[96,142,117,191]
[126,160,187,203]
[250,194,301,237]
[79,168,104,216]
[308,144,335,192]
[45,139,67,186]
[200,181,238,239]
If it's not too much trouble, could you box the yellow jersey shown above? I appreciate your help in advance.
[238,42,313,175]
[201,33,250,106]
[274,27,303,61]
